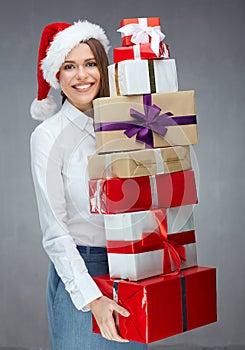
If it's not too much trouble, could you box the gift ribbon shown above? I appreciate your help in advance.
[148,60,156,93]
[117,18,165,56]
[154,209,186,275]
[162,42,170,58]
[114,60,156,96]
[107,209,186,275]
[114,63,120,96]
[126,94,175,147]
[154,149,165,174]
[149,175,158,207]
[95,94,197,148]
[133,45,141,59]
[107,231,166,254]
[113,279,121,329]
[105,154,112,179]
[180,275,187,331]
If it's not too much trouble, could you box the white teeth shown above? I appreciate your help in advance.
[75,84,91,90]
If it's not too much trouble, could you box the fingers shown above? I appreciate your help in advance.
[97,310,129,342]
[113,303,130,317]
[89,296,130,342]
[101,320,129,342]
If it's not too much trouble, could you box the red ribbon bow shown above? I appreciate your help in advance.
[106,209,186,276]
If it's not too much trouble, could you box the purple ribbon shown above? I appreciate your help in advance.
[95,94,196,148]
[125,94,175,147]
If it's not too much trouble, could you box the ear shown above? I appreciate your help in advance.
[56,71,60,82]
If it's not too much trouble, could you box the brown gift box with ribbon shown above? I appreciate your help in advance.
[87,145,191,180]
[93,91,198,154]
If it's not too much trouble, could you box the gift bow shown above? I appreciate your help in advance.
[107,209,186,275]
[125,94,174,148]
[154,209,186,275]
[117,21,165,56]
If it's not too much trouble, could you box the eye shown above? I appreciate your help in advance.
[64,64,75,70]
[86,61,97,67]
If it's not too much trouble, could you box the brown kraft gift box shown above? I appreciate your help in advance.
[88,145,191,179]
[93,91,198,154]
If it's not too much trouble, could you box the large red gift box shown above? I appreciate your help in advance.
[93,266,217,343]
[114,42,170,63]
[89,170,198,214]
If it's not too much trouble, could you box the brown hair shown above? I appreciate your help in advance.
[61,38,109,104]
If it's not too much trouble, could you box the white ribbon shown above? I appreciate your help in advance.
[132,45,141,59]
[117,18,165,56]
[105,154,112,178]
[154,148,165,174]
[149,175,159,208]
[162,43,170,58]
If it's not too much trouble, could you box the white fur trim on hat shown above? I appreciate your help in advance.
[41,20,110,89]
[30,96,57,121]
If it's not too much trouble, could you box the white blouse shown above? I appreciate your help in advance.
[30,100,106,310]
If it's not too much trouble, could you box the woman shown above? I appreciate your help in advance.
[30,20,147,350]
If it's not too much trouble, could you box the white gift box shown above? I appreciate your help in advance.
[108,59,178,96]
[104,205,197,281]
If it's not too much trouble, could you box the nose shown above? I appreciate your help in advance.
[75,66,89,79]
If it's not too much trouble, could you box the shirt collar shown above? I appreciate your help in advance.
[61,100,95,136]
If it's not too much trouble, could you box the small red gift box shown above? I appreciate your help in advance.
[89,170,198,214]
[118,17,164,47]
[114,42,170,63]
[93,266,217,343]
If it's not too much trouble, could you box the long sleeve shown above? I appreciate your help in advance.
[30,123,103,310]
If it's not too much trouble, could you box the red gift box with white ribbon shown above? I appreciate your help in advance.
[104,206,197,280]
[118,17,165,50]
[89,169,198,214]
[93,266,217,343]
[113,42,170,63]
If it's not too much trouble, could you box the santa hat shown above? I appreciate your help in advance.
[30,20,110,121]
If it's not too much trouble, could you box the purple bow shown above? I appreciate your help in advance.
[124,94,174,147]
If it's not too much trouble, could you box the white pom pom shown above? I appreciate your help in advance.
[30,96,57,121]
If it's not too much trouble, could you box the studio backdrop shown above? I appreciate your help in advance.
[0,0,244,348]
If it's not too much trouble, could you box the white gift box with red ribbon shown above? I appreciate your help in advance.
[104,205,198,281]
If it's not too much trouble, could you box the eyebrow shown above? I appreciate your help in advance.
[64,57,96,63]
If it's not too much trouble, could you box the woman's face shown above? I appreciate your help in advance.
[59,43,101,112]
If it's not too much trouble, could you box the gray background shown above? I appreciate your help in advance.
[0,0,244,349]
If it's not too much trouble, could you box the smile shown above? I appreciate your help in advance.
[73,83,93,90]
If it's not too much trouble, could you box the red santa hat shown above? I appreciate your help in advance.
[30,20,110,121]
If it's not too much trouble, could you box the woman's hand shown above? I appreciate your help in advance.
[88,295,130,342]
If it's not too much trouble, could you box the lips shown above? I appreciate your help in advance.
[73,83,93,90]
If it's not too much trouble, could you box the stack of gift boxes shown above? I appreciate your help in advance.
[87,17,217,344]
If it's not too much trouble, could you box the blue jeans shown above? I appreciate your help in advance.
[47,246,148,350]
